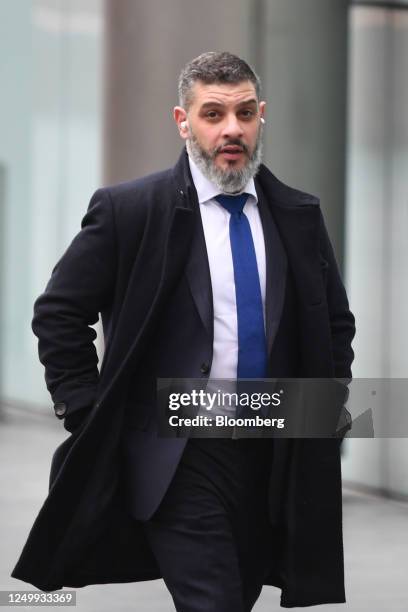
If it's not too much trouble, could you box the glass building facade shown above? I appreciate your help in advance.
[0,0,103,408]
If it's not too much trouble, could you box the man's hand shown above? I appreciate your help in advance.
[64,406,90,434]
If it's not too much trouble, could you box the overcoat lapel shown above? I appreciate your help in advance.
[182,180,213,338]
[255,179,288,356]
[256,165,323,309]
[270,204,323,307]
[264,197,333,377]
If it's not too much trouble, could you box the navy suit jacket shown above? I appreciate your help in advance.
[121,167,299,520]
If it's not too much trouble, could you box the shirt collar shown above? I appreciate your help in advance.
[188,154,258,206]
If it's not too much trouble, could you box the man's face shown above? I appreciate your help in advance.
[174,80,266,193]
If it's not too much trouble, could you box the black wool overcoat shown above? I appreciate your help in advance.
[11,148,355,608]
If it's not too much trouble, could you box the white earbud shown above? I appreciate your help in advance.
[180,121,188,131]
[260,117,265,125]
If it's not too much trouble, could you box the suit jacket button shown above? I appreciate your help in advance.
[54,402,67,418]
[200,362,210,375]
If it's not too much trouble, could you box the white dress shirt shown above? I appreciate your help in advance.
[188,155,266,382]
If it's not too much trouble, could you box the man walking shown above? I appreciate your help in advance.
[12,52,355,611]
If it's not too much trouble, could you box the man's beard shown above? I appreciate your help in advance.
[186,126,264,194]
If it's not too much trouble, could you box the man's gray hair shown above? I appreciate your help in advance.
[178,51,261,110]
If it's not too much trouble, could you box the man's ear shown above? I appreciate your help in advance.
[174,106,189,140]
[259,100,266,122]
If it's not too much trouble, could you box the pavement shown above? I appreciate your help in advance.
[1,406,407,611]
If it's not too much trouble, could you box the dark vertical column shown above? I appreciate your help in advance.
[102,0,348,267]
[102,0,252,185]
[262,0,349,267]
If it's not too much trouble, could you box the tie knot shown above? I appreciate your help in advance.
[214,193,249,216]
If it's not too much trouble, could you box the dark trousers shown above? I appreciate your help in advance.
[142,437,275,612]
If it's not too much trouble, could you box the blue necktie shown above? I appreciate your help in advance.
[214,193,268,384]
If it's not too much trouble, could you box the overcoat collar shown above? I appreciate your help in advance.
[171,146,324,324]
[183,196,214,338]
[99,148,323,406]
[171,146,320,209]
[254,158,324,307]
[256,179,287,356]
